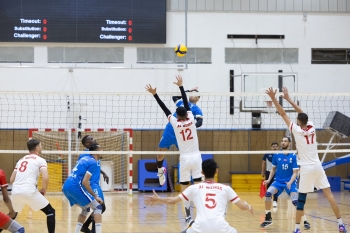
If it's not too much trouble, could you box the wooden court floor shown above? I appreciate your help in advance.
[1,191,349,233]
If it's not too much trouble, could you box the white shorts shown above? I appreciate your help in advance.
[183,222,237,233]
[12,190,49,212]
[179,152,202,183]
[299,163,330,193]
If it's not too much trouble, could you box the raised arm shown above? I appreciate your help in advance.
[145,84,172,117]
[145,189,182,205]
[266,87,291,128]
[282,87,303,113]
[173,75,190,111]
[172,87,198,103]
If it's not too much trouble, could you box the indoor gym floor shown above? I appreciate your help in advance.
[1,191,349,233]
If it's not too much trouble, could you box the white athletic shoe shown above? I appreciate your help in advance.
[157,167,166,186]
[273,201,278,208]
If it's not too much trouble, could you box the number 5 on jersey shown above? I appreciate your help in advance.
[205,193,217,209]
[180,128,193,141]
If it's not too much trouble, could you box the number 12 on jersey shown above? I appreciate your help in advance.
[180,128,193,141]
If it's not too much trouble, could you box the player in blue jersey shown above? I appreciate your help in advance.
[260,137,310,229]
[62,143,104,233]
[156,86,203,186]
[78,136,107,233]
[261,142,279,207]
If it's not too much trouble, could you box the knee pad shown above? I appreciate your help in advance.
[101,203,106,214]
[193,177,202,182]
[296,193,307,211]
[290,193,298,206]
[80,206,91,217]
[90,199,103,215]
[41,204,55,218]
[180,181,190,185]
[265,192,272,201]
[7,220,24,233]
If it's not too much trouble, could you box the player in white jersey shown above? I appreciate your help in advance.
[266,87,347,233]
[145,159,254,233]
[10,139,56,233]
[146,75,203,227]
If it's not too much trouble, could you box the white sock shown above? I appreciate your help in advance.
[265,210,271,214]
[74,223,83,233]
[95,223,102,233]
[337,218,343,225]
[295,224,300,230]
[303,215,307,221]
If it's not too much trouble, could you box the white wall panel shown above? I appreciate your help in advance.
[231,0,239,10]
[169,0,179,10]
[329,0,338,11]
[285,0,294,11]
[337,0,347,11]
[241,0,250,10]
[312,0,320,11]
[276,0,285,11]
[197,0,206,10]
[206,0,215,10]
[320,0,329,11]
[268,0,277,11]
[188,0,198,10]
[250,0,259,11]
[259,0,268,11]
[215,0,224,11]
[303,0,312,11]
[294,0,303,11]
[223,0,232,10]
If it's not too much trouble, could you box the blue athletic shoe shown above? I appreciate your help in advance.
[293,229,301,233]
[339,224,347,233]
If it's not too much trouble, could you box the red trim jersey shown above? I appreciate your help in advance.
[290,121,319,165]
[0,169,8,188]
[179,181,240,233]
[12,154,48,194]
[168,111,199,155]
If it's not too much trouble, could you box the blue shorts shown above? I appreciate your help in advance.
[159,124,178,149]
[271,180,298,196]
[62,179,95,207]
[90,184,104,201]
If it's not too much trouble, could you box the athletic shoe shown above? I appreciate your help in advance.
[304,220,311,230]
[260,218,273,228]
[273,201,278,208]
[185,216,194,228]
[157,167,166,186]
[339,224,347,233]
[293,229,301,233]
[80,226,92,233]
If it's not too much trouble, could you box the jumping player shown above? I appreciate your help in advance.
[10,139,55,233]
[146,75,203,227]
[62,143,104,233]
[266,87,347,233]
[156,86,202,186]
[145,159,254,233]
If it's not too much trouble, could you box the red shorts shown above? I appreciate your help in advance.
[0,211,10,228]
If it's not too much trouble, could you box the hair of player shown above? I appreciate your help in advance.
[81,135,90,146]
[176,106,187,118]
[202,159,217,179]
[271,142,278,146]
[297,113,308,126]
[27,139,40,151]
[88,143,100,151]
[283,136,291,142]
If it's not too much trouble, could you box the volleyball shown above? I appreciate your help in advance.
[174,44,187,57]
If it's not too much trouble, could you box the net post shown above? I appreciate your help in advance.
[124,128,133,195]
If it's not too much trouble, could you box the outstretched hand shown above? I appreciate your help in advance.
[145,84,157,95]
[173,75,183,87]
[265,87,277,100]
[145,189,159,206]
[281,87,291,100]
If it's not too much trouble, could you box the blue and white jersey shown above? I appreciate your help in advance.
[77,148,89,161]
[272,153,298,183]
[67,154,97,184]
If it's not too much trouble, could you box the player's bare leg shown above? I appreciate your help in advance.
[322,188,347,232]
[157,148,167,186]
[180,183,192,226]
[260,186,277,228]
